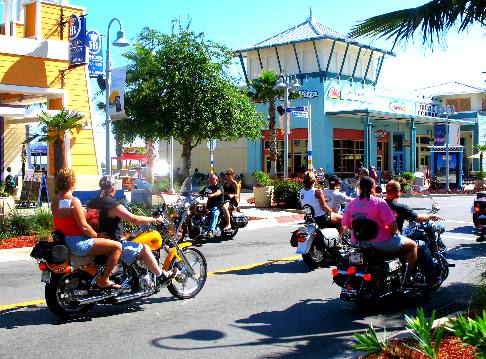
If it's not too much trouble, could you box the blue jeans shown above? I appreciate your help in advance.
[417,240,438,283]
[209,206,220,232]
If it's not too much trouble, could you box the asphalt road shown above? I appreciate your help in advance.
[0,195,485,359]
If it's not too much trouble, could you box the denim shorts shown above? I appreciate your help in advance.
[121,241,142,265]
[370,234,405,253]
[65,235,94,256]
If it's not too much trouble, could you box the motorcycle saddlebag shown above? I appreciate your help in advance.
[30,242,69,264]
[231,212,249,229]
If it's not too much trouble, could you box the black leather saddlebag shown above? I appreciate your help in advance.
[231,212,249,229]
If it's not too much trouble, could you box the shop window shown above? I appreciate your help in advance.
[333,139,364,175]
[446,98,471,112]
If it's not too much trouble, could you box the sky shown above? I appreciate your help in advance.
[74,0,486,161]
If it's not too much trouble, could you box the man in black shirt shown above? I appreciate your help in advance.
[87,176,177,281]
[385,180,441,286]
[199,173,224,238]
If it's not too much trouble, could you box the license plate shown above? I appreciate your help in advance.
[349,252,363,265]
[41,270,50,283]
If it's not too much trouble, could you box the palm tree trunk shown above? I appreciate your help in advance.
[145,139,155,185]
[268,99,277,177]
[181,138,192,177]
[53,137,65,176]
[115,135,123,170]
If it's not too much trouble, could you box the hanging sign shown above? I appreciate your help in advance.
[68,14,88,67]
[375,129,387,138]
[109,67,127,119]
[87,30,103,78]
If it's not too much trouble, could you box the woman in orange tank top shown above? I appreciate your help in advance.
[52,168,122,289]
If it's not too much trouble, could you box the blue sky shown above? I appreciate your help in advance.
[75,0,486,159]
[76,0,486,91]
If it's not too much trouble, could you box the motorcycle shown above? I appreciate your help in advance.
[290,204,350,269]
[31,205,207,319]
[331,202,453,308]
[171,177,249,242]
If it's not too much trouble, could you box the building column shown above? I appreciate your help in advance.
[458,149,463,189]
[0,117,4,181]
[363,115,372,169]
[410,118,416,173]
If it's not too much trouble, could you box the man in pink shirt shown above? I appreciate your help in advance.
[342,176,418,274]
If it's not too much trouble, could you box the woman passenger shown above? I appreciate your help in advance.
[221,168,238,232]
[52,168,122,289]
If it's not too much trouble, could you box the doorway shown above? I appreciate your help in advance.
[393,133,404,175]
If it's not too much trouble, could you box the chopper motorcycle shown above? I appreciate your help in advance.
[31,205,207,319]
[171,177,249,242]
[331,202,453,308]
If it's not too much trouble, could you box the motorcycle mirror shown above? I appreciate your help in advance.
[430,202,440,214]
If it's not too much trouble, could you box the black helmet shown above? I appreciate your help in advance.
[328,175,341,187]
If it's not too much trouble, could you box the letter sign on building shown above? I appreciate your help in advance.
[87,30,103,77]
[68,14,88,67]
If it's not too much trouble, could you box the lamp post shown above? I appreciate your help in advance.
[443,104,455,191]
[105,18,129,176]
[274,75,300,177]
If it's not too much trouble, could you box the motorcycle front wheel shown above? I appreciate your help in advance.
[168,247,207,299]
[302,242,328,269]
[45,272,94,319]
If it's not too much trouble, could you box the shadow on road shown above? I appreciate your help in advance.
[448,225,475,234]
[445,242,486,262]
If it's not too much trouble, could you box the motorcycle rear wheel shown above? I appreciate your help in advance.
[168,247,207,299]
[302,242,328,269]
[45,272,94,319]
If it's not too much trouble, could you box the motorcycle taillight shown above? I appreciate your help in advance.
[297,235,307,243]
[38,262,48,271]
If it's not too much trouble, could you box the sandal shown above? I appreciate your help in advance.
[223,226,233,232]
[94,281,121,291]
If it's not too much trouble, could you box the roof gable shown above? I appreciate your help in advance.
[414,81,486,97]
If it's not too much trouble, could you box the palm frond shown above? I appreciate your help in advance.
[349,0,486,49]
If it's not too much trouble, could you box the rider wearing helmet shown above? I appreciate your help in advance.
[323,175,352,213]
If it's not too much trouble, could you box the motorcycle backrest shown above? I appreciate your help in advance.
[302,204,315,222]
[351,218,379,242]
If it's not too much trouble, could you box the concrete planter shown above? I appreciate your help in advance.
[475,179,486,191]
[0,196,15,224]
[253,186,274,208]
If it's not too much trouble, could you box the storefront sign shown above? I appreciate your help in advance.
[433,123,460,146]
[299,90,318,99]
[87,30,103,78]
[68,14,87,67]
[375,129,387,138]
[388,101,409,113]
[434,123,446,145]
[417,103,440,117]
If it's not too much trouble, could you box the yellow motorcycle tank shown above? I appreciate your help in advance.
[131,230,163,250]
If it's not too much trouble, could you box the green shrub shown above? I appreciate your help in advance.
[273,178,303,208]
[252,171,273,187]
[32,209,53,232]
[37,228,52,242]
[123,201,151,233]
[404,307,444,359]
[352,324,388,355]
[4,210,37,236]
[394,172,416,193]
[474,171,486,180]
[154,177,183,193]
[0,181,9,197]
[447,311,486,358]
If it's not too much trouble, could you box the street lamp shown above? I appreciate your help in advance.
[274,75,300,177]
[105,18,130,176]
[442,104,455,191]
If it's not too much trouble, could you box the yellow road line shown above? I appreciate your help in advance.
[0,254,302,311]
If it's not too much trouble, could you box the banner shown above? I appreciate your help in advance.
[68,14,87,67]
[87,30,103,78]
[109,67,127,119]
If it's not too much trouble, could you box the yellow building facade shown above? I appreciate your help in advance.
[0,0,99,190]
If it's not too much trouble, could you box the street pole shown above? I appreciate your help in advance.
[169,136,175,194]
[307,100,312,171]
[104,18,129,177]
[284,86,289,178]
[445,115,450,191]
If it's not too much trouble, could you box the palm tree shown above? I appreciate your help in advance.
[474,144,486,173]
[249,69,284,177]
[348,1,486,48]
[28,109,83,175]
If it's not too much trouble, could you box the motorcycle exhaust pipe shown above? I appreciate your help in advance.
[74,292,118,305]
[113,290,153,303]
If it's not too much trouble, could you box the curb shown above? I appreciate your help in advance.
[0,247,33,263]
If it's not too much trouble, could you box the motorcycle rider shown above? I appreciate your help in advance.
[385,180,442,286]
[199,173,224,238]
[323,175,353,213]
[87,176,178,282]
[221,168,238,232]
[300,171,342,230]
[342,176,418,282]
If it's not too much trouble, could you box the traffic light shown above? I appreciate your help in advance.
[277,105,285,116]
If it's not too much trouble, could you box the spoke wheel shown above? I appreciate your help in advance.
[302,242,328,269]
[168,247,207,299]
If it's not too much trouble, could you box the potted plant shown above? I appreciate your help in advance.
[252,171,274,208]
[474,171,486,190]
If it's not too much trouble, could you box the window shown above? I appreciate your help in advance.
[446,98,471,112]
[334,139,364,175]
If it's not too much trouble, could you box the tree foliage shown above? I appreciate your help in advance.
[27,109,83,175]
[349,0,486,49]
[122,21,265,176]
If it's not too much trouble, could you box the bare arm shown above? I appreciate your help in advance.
[416,213,441,222]
[315,189,333,213]
[388,221,399,236]
[71,197,97,238]
[208,190,222,198]
[109,204,158,226]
